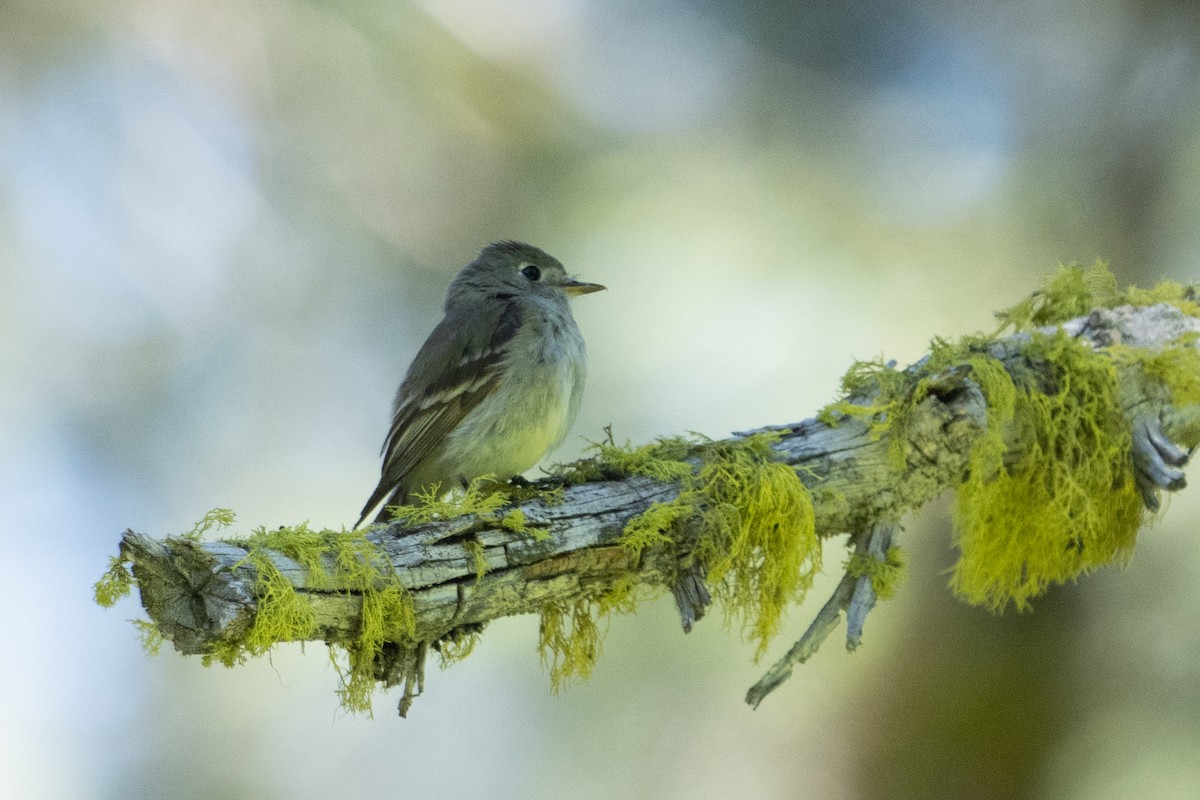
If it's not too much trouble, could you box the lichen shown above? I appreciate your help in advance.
[816,358,905,432]
[221,545,320,659]
[538,576,640,691]
[203,521,417,714]
[97,263,1196,708]
[538,431,819,680]
[814,264,1192,612]
[434,626,483,668]
[94,508,236,608]
[620,500,691,557]
[689,436,821,659]
[181,507,236,540]
[553,430,699,484]
[845,546,907,600]
[1113,335,1200,449]
[463,539,489,582]
[384,476,554,540]
[131,619,166,655]
[500,508,547,539]
[996,260,1199,330]
[385,479,511,525]
[93,514,420,715]
[951,330,1145,610]
[333,583,416,714]
[94,554,135,608]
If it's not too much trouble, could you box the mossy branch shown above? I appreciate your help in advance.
[100,268,1200,715]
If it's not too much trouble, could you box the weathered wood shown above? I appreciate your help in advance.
[116,301,1199,709]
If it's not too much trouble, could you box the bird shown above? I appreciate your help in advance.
[356,241,604,527]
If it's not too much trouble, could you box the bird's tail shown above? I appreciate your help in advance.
[354,484,403,529]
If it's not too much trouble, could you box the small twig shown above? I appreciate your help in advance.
[846,523,897,650]
[745,570,856,709]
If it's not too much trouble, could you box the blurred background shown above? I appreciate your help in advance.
[3,0,1200,798]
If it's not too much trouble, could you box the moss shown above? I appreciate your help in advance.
[951,330,1145,610]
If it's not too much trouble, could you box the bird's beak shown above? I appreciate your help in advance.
[561,279,606,297]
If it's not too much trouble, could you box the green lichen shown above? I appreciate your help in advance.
[552,429,700,484]
[225,545,320,659]
[494,480,566,506]
[94,554,135,608]
[434,626,483,668]
[996,261,1199,330]
[951,330,1145,610]
[334,583,416,714]
[996,261,1121,329]
[1137,335,1200,405]
[689,436,820,659]
[845,547,907,600]
[816,264,1194,612]
[620,501,691,557]
[95,509,238,608]
[384,476,554,540]
[816,358,905,430]
[181,507,236,540]
[132,619,166,655]
[536,432,819,685]
[500,507,547,539]
[202,521,417,714]
[385,479,511,525]
[463,539,489,582]
[1124,282,1200,316]
[1113,336,1200,449]
[538,576,641,691]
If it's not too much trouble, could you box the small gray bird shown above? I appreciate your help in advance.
[356,241,604,527]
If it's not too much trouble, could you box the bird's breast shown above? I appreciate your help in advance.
[440,314,586,479]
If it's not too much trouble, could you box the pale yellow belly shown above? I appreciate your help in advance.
[438,361,578,480]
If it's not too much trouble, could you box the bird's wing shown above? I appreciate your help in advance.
[357,301,522,525]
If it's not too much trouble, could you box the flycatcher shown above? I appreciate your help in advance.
[356,241,604,527]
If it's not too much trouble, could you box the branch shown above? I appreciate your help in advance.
[105,295,1200,715]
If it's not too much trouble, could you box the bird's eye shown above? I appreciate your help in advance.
[521,264,542,281]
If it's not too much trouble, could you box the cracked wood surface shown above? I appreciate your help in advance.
[120,303,1199,660]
